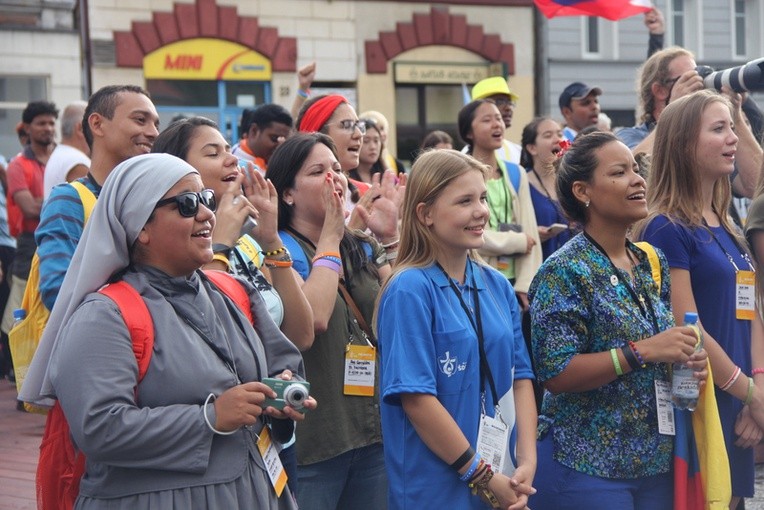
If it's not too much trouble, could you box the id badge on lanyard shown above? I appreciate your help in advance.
[256,427,288,496]
[736,270,755,320]
[476,406,509,474]
[344,343,376,396]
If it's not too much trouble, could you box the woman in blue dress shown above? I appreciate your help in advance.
[376,149,537,509]
[520,116,573,261]
[636,90,764,508]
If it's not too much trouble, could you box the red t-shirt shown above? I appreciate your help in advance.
[6,146,45,236]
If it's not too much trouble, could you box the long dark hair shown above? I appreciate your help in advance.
[457,99,495,154]
[268,133,378,282]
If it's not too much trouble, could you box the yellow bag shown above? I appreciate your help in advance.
[9,181,96,413]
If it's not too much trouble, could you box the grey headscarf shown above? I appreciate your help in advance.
[19,153,200,406]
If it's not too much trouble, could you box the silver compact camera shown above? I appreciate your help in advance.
[262,378,311,413]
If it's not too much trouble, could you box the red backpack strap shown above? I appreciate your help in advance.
[98,281,154,381]
[203,270,254,325]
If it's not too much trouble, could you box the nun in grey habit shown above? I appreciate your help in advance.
[37,153,308,509]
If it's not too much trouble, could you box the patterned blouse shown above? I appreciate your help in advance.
[528,233,674,479]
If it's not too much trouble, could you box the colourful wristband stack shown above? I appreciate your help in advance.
[312,251,342,276]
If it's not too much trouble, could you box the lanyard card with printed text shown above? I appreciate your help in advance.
[736,270,755,320]
[256,427,288,497]
[476,413,508,473]
[344,344,376,396]
[654,380,676,436]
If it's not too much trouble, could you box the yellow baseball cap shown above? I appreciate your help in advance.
[471,76,519,102]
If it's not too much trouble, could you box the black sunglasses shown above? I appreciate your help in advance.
[154,189,217,217]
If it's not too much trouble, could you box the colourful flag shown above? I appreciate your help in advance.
[534,0,652,21]
[673,362,731,510]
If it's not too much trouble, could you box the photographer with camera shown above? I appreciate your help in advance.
[40,153,315,509]
[617,47,763,199]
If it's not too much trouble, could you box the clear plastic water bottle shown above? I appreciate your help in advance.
[11,308,26,329]
[671,312,702,411]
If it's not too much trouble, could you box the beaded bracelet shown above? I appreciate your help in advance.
[610,348,623,376]
[458,453,481,482]
[721,366,742,392]
[313,258,342,275]
[468,464,500,508]
[203,393,237,436]
[263,246,286,257]
[312,251,341,263]
[628,341,646,368]
[752,368,764,376]
[297,88,311,99]
[745,377,755,406]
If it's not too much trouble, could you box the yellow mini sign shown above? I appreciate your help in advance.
[144,38,271,81]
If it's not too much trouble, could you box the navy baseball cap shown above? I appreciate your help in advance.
[559,82,603,110]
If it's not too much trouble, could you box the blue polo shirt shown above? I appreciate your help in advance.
[377,259,534,509]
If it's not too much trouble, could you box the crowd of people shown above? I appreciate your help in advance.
[0,6,763,510]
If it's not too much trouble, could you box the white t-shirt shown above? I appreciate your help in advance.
[44,144,90,198]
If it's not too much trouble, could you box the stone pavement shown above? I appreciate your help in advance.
[0,379,44,510]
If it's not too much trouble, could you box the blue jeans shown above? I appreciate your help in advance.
[531,433,672,510]
[296,443,387,510]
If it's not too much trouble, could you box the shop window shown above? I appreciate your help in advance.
[395,84,463,165]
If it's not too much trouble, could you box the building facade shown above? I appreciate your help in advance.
[87,0,535,163]
[544,0,764,130]
[2,0,762,163]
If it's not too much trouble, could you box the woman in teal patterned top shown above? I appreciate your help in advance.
[528,132,707,509]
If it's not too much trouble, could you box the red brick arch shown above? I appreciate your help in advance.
[113,0,296,71]
[364,6,515,75]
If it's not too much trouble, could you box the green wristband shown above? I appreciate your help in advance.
[610,348,623,377]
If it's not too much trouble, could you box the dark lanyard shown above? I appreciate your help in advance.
[531,168,566,225]
[702,220,754,273]
[583,232,661,335]
[435,261,499,406]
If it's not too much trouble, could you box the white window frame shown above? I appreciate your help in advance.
[580,17,618,60]
[732,0,747,59]
[667,0,703,59]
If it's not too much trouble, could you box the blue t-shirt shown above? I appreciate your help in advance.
[377,260,534,509]
[642,215,754,496]
[529,233,674,479]
[528,183,572,260]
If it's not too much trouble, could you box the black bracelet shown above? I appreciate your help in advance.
[621,345,641,371]
[212,243,232,255]
[450,446,475,471]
